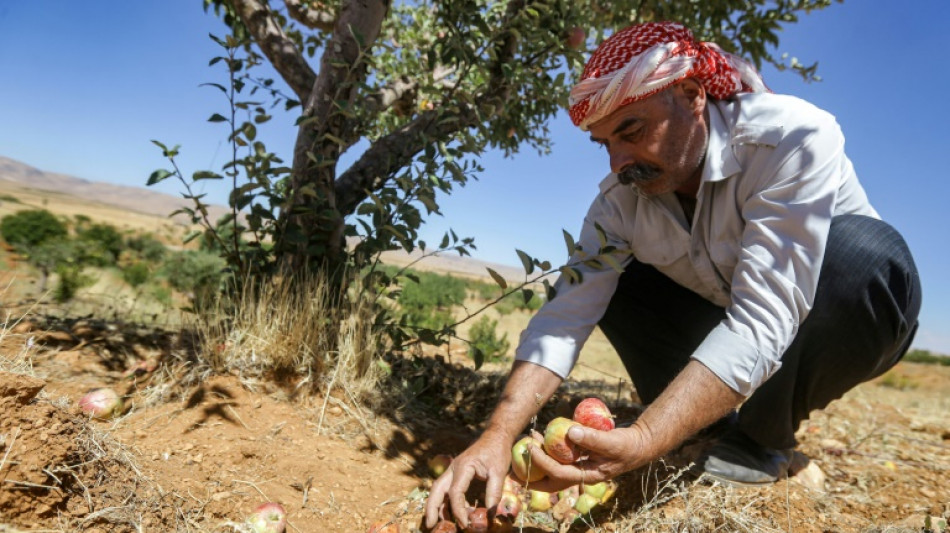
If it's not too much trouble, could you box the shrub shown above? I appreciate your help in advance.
[0,209,67,250]
[468,315,510,365]
[77,223,124,263]
[903,349,950,366]
[396,270,467,332]
[494,289,544,315]
[121,262,151,288]
[125,233,167,263]
[0,194,20,204]
[161,250,226,310]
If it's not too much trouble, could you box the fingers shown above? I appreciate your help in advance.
[484,471,504,510]
[527,443,608,492]
[424,469,453,529]
[447,462,477,528]
[566,425,628,457]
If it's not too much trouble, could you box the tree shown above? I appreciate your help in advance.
[153,0,838,281]
[1,209,67,250]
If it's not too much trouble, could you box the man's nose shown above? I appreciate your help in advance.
[609,148,635,175]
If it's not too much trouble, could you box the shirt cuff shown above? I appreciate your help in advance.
[514,330,579,380]
[690,323,781,397]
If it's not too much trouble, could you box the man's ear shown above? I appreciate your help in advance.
[675,78,706,117]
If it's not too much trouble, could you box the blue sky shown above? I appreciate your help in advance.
[1,1,948,354]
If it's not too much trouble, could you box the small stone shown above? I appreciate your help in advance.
[819,438,847,452]
[792,461,826,492]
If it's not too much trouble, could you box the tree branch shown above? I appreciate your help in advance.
[229,0,317,102]
[283,0,336,31]
[334,0,525,215]
[279,0,390,269]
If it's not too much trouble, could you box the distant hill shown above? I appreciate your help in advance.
[0,155,231,223]
[0,155,526,282]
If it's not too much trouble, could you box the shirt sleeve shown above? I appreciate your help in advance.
[691,114,847,397]
[514,190,631,378]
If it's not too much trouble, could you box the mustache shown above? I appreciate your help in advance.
[617,163,662,185]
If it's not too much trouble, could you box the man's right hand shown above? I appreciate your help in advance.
[424,430,512,530]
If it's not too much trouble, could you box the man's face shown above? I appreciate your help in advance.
[587,80,709,196]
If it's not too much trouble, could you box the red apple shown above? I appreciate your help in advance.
[79,388,124,420]
[573,397,615,431]
[431,520,457,533]
[566,27,586,49]
[494,490,522,520]
[510,435,545,482]
[543,417,583,464]
[502,474,523,495]
[527,490,556,512]
[247,502,287,533]
[428,454,453,477]
[464,507,489,533]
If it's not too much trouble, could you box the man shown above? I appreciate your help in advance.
[425,21,921,530]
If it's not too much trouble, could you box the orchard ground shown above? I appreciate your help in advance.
[0,185,948,532]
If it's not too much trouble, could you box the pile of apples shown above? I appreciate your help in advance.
[424,397,619,532]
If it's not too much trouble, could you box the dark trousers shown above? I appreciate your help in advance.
[598,215,922,449]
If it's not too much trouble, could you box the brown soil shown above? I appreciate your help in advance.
[1,317,949,532]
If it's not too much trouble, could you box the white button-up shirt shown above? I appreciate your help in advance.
[515,92,879,397]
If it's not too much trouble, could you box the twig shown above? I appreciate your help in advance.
[234,479,271,501]
[0,427,21,476]
[225,405,252,431]
[4,479,61,491]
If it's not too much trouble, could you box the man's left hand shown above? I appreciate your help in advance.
[526,424,648,492]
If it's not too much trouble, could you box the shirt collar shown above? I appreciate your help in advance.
[702,99,741,184]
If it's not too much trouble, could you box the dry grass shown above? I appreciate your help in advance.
[191,272,386,405]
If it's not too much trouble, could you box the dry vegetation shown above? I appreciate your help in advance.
[0,184,948,532]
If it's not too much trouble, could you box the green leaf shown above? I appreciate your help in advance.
[594,222,608,248]
[182,230,202,244]
[208,113,228,123]
[515,249,534,275]
[193,171,223,181]
[471,346,485,370]
[563,229,576,257]
[601,254,625,273]
[147,169,173,186]
[486,267,508,290]
[521,288,534,306]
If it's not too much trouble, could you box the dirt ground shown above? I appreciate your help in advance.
[1,314,948,533]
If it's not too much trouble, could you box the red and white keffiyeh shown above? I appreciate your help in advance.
[569,22,768,130]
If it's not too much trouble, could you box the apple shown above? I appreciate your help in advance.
[78,388,124,420]
[510,436,545,482]
[574,493,600,514]
[428,454,452,477]
[557,485,579,507]
[431,521,457,533]
[464,507,488,533]
[527,490,556,512]
[494,490,522,520]
[431,520,457,533]
[566,27,586,49]
[581,481,608,500]
[599,480,618,504]
[247,502,287,533]
[573,398,615,431]
[366,520,399,533]
[489,513,514,533]
[502,474,523,495]
[543,417,583,464]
